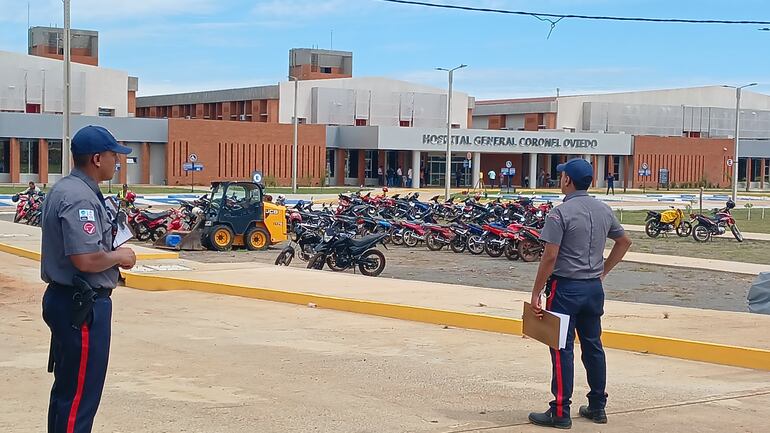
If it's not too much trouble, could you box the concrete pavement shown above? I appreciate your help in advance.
[2,253,769,433]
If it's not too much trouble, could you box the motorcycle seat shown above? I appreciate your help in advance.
[350,234,384,248]
[143,211,171,220]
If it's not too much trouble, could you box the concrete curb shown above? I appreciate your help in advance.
[122,271,770,372]
[0,242,179,262]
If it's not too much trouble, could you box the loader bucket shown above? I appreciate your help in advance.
[153,219,206,251]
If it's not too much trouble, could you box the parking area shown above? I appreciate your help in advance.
[2,252,770,433]
[179,235,758,313]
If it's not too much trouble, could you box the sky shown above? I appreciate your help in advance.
[0,0,768,99]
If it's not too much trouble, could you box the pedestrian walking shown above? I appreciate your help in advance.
[605,172,615,195]
[41,125,137,433]
[378,166,384,186]
[387,167,395,187]
[528,158,632,429]
[487,169,496,188]
[407,167,413,188]
[396,167,403,187]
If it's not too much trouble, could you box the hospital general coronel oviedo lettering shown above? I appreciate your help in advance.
[421,134,599,149]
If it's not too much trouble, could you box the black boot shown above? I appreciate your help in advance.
[528,409,572,429]
[579,405,607,424]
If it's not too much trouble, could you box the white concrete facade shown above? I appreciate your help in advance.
[0,50,129,117]
[278,77,470,128]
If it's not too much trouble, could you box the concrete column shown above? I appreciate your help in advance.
[591,155,598,187]
[10,137,20,183]
[745,158,752,192]
[411,150,421,188]
[596,155,606,188]
[357,150,366,186]
[118,151,128,184]
[472,152,481,188]
[38,139,49,184]
[584,154,591,162]
[140,142,150,184]
[761,158,766,190]
[334,148,346,186]
[622,155,630,189]
[529,152,537,189]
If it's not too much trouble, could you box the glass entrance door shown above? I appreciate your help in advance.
[426,154,471,187]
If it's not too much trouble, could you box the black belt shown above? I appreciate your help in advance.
[49,282,113,298]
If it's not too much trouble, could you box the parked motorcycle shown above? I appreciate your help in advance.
[691,200,743,242]
[645,207,692,238]
[274,223,325,266]
[307,230,388,276]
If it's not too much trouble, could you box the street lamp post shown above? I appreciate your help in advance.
[62,0,72,176]
[724,83,757,201]
[289,76,299,193]
[436,64,467,200]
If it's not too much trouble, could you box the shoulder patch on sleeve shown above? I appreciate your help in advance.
[83,222,97,235]
[79,209,96,222]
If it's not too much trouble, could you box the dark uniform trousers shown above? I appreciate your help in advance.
[42,286,112,433]
[545,275,608,418]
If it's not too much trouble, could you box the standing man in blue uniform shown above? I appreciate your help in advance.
[41,125,136,433]
[528,158,632,429]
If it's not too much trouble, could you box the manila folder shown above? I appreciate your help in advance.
[523,302,569,350]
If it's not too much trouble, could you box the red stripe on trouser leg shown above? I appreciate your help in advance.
[548,279,563,417]
[554,350,563,417]
[67,324,90,433]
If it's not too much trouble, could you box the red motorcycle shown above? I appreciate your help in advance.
[12,193,44,225]
[398,220,429,247]
[516,226,544,262]
[127,207,172,241]
[424,224,456,251]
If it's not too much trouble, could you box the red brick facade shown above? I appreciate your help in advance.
[166,119,326,186]
[632,136,735,188]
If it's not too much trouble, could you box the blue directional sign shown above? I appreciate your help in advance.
[183,163,203,172]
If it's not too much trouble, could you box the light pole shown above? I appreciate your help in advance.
[62,0,72,177]
[289,76,299,193]
[436,64,467,199]
[723,83,757,201]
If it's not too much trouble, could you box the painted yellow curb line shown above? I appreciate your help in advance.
[0,242,179,262]
[0,243,41,261]
[123,272,770,372]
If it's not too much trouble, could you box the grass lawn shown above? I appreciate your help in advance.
[264,187,372,195]
[614,209,770,234]
[621,231,770,265]
[0,185,372,196]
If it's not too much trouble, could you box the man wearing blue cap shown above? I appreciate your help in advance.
[41,125,136,433]
[528,157,632,429]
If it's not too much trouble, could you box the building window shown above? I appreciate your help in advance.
[399,120,411,127]
[752,158,762,182]
[0,138,10,174]
[98,107,115,117]
[320,66,332,74]
[48,140,63,174]
[347,150,359,178]
[355,119,368,126]
[19,139,39,174]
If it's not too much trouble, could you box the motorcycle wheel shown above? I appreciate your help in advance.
[151,226,167,242]
[730,225,744,243]
[404,230,419,247]
[467,235,485,255]
[692,224,711,242]
[644,221,661,238]
[676,221,693,237]
[517,239,543,262]
[13,213,21,223]
[358,249,386,277]
[485,241,504,258]
[425,232,444,251]
[504,242,520,261]
[274,246,295,266]
[326,254,347,272]
[374,226,391,244]
[307,253,326,270]
[391,230,404,246]
[135,225,151,242]
[450,235,466,253]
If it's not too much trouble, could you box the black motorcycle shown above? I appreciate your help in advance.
[307,231,388,277]
[274,223,325,266]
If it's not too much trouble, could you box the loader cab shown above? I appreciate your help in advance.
[207,181,264,236]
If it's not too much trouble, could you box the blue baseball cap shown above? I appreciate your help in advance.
[71,125,132,155]
[556,158,593,187]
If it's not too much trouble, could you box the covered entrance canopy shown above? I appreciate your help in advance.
[326,126,633,188]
